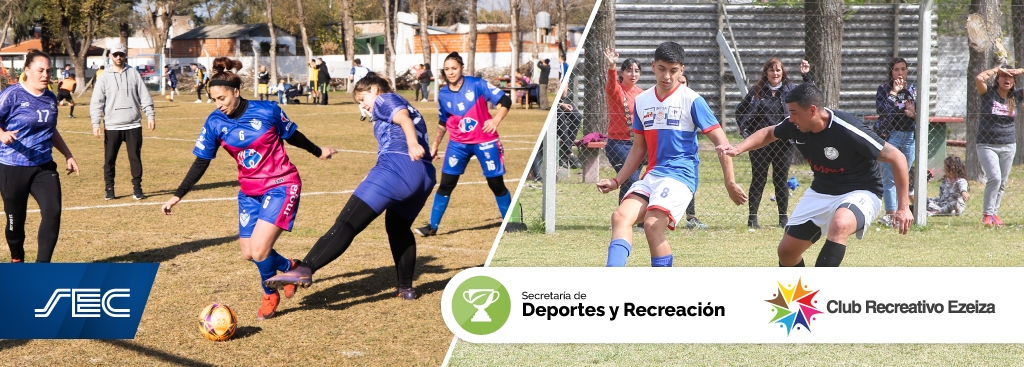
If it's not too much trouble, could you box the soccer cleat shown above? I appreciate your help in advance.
[877,214,893,228]
[132,187,146,200]
[983,215,995,227]
[105,188,115,200]
[264,265,313,289]
[282,260,298,299]
[255,291,280,321]
[68,115,76,119]
[685,217,708,230]
[395,287,416,300]
[992,215,1004,227]
[11,258,22,263]
[413,224,436,237]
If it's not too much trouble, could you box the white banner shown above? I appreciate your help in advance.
[441,268,1021,343]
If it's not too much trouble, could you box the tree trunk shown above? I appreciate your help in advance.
[1,8,14,49]
[557,0,567,63]
[267,0,278,85]
[418,0,430,65]
[530,0,539,60]
[144,2,176,69]
[804,0,843,109]
[119,22,129,51]
[510,0,521,90]
[296,0,312,57]
[966,0,1002,179]
[581,0,612,135]
[340,0,354,62]
[1013,0,1024,164]
[57,0,107,93]
[383,0,397,85]
[467,0,477,75]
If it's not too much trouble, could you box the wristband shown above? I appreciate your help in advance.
[611,177,620,188]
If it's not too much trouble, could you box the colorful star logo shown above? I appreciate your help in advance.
[766,278,823,335]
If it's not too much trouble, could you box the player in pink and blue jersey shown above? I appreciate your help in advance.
[596,42,747,267]
[161,58,337,320]
[414,52,513,237]
[265,72,437,300]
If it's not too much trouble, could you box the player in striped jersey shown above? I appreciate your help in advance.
[597,42,747,267]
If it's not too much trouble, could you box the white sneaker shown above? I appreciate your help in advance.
[420,99,427,102]
[207,99,212,103]
[877,214,893,227]
[194,99,202,103]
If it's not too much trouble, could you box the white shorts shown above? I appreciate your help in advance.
[625,173,694,230]
[788,188,882,240]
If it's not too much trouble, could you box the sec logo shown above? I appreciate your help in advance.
[459,118,479,132]
[237,149,263,169]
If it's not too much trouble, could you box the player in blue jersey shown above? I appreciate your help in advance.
[265,72,437,300]
[596,42,747,267]
[413,52,514,237]
[161,57,338,320]
[0,49,80,263]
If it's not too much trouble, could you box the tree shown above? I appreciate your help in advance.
[467,0,477,75]
[295,0,311,57]
[528,0,539,60]
[266,0,278,85]
[556,0,567,62]
[581,0,612,135]
[966,0,1003,179]
[383,0,397,84]
[48,0,112,93]
[418,0,430,66]
[804,0,843,109]
[140,1,180,63]
[510,0,521,91]
[340,0,354,62]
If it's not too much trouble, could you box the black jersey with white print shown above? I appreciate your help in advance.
[773,108,885,196]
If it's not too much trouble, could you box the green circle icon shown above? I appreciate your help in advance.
[452,276,511,335]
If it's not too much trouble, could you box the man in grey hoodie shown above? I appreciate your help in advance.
[90,43,156,200]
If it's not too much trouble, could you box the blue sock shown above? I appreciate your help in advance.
[429,194,451,229]
[651,254,673,267]
[268,249,292,272]
[495,192,512,219]
[253,257,278,295]
[606,239,632,267]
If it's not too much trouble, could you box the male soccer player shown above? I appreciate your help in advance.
[596,42,747,267]
[717,83,913,267]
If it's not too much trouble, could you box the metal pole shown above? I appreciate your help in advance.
[543,109,557,233]
[914,0,933,225]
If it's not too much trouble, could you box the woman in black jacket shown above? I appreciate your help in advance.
[735,58,812,228]
[418,63,433,102]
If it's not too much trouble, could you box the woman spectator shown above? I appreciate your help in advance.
[556,85,582,169]
[603,48,644,202]
[735,58,812,229]
[973,65,1024,226]
[874,57,917,227]
[418,63,433,102]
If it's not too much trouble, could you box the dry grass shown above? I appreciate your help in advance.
[0,89,545,366]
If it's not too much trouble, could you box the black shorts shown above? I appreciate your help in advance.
[57,90,73,103]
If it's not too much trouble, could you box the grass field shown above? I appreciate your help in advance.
[448,139,1024,365]
[0,88,545,366]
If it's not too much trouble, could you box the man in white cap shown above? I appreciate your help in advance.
[90,43,156,200]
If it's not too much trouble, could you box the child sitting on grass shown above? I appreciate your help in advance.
[927,155,970,216]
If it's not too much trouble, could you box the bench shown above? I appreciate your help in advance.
[580,141,607,183]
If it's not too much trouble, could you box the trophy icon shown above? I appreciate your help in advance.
[462,289,501,322]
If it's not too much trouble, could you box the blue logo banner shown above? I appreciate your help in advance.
[0,263,159,339]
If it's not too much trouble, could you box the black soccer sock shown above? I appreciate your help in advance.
[385,210,417,288]
[815,240,847,267]
[69,105,75,116]
[301,196,381,273]
[779,258,805,267]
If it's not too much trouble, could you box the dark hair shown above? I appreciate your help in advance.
[653,42,685,65]
[424,63,430,70]
[25,49,51,69]
[354,58,361,65]
[209,57,243,88]
[886,57,909,89]
[943,155,967,180]
[785,83,824,109]
[753,58,788,100]
[444,52,464,67]
[100,65,105,70]
[352,72,393,99]
[618,58,641,83]
[68,73,75,79]
[544,58,550,64]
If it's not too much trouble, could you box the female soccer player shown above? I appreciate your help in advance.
[413,52,513,237]
[0,49,80,263]
[265,72,437,300]
[161,57,337,320]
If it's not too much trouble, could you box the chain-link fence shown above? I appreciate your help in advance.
[513,0,1024,233]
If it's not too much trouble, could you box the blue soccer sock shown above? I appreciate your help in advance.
[495,192,512,219]
[606,239,632,267]
[268,249,292,272]
[651,254,673,267]
[429,194,451,230]
[253,257,278,295]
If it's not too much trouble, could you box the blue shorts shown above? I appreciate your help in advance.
[442,140,505,178]
[353,156,437,219]
[237,184,301,238]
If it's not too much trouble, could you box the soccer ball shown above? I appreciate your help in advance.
[198,303,238,341]
[165,95,172,101]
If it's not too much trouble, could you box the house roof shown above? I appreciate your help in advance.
[401,22,454,34]
[172,24,294,40]
[0,38,105,56]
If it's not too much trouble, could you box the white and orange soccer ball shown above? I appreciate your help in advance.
[198,303,237,341]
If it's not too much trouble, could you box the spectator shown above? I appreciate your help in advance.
[317,58,330,105]
[537,59,551,109]
[874,58,917,228]
[736,58,812,229]
[191,63,206,103]
[257,65,270,101]
[972,65,1024,227]
[412,64,424,101]
[602,48,644,202]
[308,59,320,104]
[559,54,568,81]
[556,85,582,169]
[418,63,433,102]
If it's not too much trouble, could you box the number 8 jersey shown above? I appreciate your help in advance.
[193,100,301,195]
[438,76,506,144]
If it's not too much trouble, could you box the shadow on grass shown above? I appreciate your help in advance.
[442,221,502,236]
[144,180,240,198]
[231,326,262,340]
[276,256,476,316]
[96,235,236,263]
[0,339,30,352]
[103,340,217,367]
